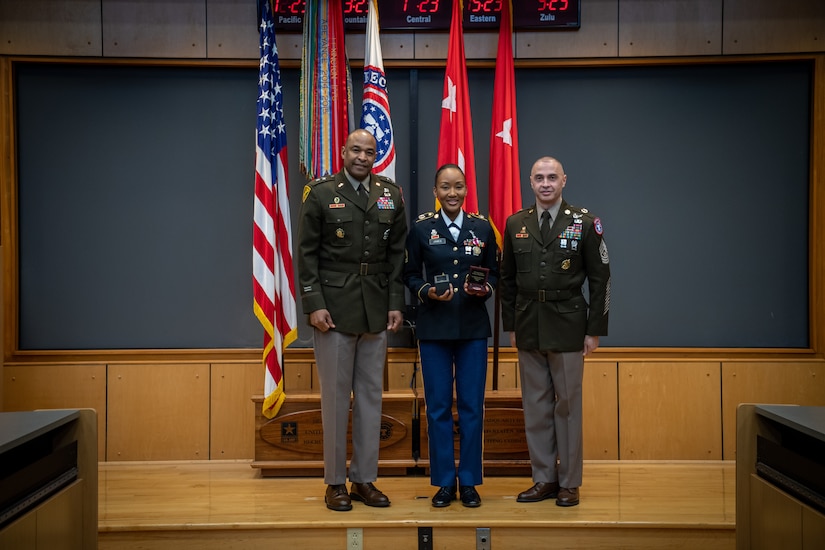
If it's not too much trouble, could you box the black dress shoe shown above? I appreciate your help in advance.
[459,486,481,508]
[350,482,390,507]
[432,486,456,507]
[325,484,352,511]
[516,481,560,503]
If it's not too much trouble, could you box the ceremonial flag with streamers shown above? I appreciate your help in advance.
[360,0,395,181]
[437,0,478,213]
[488,0,521,249]
[254,0,297,420]
[299,0,353,179]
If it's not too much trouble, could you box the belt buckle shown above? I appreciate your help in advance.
[537,289,546,302]
[359,263,369,275]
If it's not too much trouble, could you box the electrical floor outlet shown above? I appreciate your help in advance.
[476,527,491,550]
[347,527,362,550]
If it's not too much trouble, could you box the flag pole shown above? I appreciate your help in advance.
[492,254,501,390]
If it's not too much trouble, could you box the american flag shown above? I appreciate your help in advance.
[360,0,395,182]
[253,0,297,420]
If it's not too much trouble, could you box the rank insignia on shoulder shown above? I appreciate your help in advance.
[468,212,487,220]
[417,212,435,222]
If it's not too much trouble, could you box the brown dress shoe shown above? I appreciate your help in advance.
[516,481,560,502]
[325,484,352,511]
[556,487,580,507]
[350,482,390,507]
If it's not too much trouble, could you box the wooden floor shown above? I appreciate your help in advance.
[97,460,737,550]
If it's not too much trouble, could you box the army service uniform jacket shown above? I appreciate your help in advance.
[403,210,498,341]
[499,200,610,352]
[297,171,407,335]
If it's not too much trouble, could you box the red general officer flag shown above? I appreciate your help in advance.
[488,0,521,249]
[437,0,477,213]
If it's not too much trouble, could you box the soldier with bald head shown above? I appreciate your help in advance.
[500,156,611,508]
[297,129,407,511]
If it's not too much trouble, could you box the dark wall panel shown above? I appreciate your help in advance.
[14,61,810,349]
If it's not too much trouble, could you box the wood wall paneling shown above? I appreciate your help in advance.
[2,364,106,461]
[583,360,619,460]
[283,360,312,393]
[386,361,420,392]
[107,363,209,460]
[486,361,518,392]
[0,0,102,56]
[721,360,825,460]
[210,362,261,460]
[515,0,619,59]
[309,362,320,394]
[273,32,303,61]
[101,0,206,58]
[2,0,825,61]
[619,0,723,57]
[205,0,257,59]
[413,32,499,61]
[723,0,825,55]
[619,361,722,460]
[372,33,415,61]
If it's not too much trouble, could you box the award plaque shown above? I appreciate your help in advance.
[466,266,490,293]
[433,273,451,295]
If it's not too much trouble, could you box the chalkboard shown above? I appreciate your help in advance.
[14,60,811,349]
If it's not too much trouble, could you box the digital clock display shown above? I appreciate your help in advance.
[271,0,374,31]
[512,0,580,30]
[271,0,580,32]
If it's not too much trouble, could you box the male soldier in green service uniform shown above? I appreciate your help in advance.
[296,129,407,511]
[500,156,611,508]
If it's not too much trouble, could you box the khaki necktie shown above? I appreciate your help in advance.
[541,210,552,242]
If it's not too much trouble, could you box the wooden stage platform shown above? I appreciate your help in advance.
[97,460,736,550]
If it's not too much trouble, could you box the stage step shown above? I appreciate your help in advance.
[97,460,735,550]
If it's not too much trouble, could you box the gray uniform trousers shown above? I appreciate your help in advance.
[517,348,584,489]
[313,327,387,485]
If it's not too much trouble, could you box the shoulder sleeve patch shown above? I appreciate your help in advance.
[302,184,312,203]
